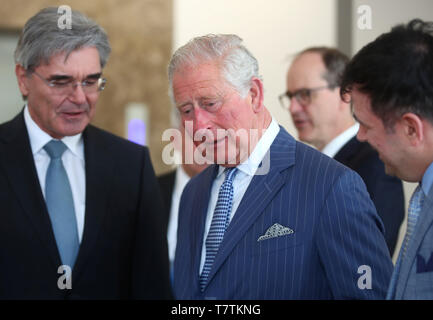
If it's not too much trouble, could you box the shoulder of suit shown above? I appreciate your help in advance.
[0,112,25,143]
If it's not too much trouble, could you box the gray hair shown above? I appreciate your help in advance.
[168,34,260,102]
[14,7,111,70]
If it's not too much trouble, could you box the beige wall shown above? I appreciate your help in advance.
[0,0,173,174]
[173,0,338,138]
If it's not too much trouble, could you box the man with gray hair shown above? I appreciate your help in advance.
[171,34,393,299]
[0,7,171,299]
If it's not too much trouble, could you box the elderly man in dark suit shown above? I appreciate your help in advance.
[0,7,171,299]
[171,34,393,299]
[282,46,405,255]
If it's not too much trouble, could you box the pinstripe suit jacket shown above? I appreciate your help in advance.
[173,127,393,299]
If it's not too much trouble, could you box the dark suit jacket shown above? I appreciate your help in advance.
[174,127,393,299]
[157,170,176,231]
[0,112,172,299]
[334,136,405,255]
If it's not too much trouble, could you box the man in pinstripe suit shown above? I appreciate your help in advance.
[169,34,393,299]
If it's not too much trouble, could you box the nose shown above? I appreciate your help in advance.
[289,97,303,115]
[68,83,87,105]
[194,106,211,131]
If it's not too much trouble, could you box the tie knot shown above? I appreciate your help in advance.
[44,140,68,159]
[224,167,238,182]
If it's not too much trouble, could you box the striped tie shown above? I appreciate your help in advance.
[386,184,425,299]
[199,167,237,291]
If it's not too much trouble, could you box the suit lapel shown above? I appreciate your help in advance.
[204,128,296,288]
[395,187,433,298]
[72,125,115,281]
[190,165,218,291]
[0,112,61,267]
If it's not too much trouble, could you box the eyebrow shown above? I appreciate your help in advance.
[47,72,102,81]
[177,102,193,109]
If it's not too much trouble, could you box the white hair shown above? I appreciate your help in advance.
[167,34,261,103]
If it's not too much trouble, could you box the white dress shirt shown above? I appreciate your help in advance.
[199,118,280,273]
[167,165,191,264]
[24,105,86,242]
[322,123,360,158]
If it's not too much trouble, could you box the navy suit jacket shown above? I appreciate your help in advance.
[173,127,393,299]
[334,137,405,255]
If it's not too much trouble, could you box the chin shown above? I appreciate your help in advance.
[58,124,88,137]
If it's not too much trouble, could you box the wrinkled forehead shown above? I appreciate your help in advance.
[172,62,229,99]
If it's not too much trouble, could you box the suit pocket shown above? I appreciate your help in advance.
[251,235,304,257]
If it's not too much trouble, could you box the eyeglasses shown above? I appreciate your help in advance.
[32,71,107,95]
[279,86,331,110]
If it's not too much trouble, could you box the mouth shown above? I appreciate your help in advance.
[293,119,309,128]
[60,110,87,120]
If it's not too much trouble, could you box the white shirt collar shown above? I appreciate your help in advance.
[322,123,359,158]
[175,165,192,192]
[216,118,280,178]
[24,105,84,159]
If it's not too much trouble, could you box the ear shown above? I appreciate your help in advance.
[400,113,424,145]
[15,64,30,98]
[249,77,264,113]
[337,90,351,112]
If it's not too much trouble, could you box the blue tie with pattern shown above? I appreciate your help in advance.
[199,167,238,291]
[386,184,425,299]
[44,140,80,269]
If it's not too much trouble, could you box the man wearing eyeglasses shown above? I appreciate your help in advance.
[0,7,171,299]
[281,47,404,255]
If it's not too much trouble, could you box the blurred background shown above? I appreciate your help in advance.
[1,0,433,260]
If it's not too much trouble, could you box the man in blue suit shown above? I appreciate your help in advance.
[170,34,392,299]
[282,47,405,255]
[341,19,433,299]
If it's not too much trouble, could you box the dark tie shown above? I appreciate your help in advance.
[44,140,79,269]
[199,167,238,291]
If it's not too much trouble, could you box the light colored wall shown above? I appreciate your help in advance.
[0,34,22,122]
[351,0,433,261]
[173,0,337,138]
[0,0,173,175]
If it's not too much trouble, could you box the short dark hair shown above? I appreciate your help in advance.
[299,47,349,88]
[341,19,433,127]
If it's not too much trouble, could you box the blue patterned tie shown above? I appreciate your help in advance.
[44,140,79,269]
[199,167,238,291]
[386,184,425,299]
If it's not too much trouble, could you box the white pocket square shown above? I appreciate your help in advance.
[257,223,294,242]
